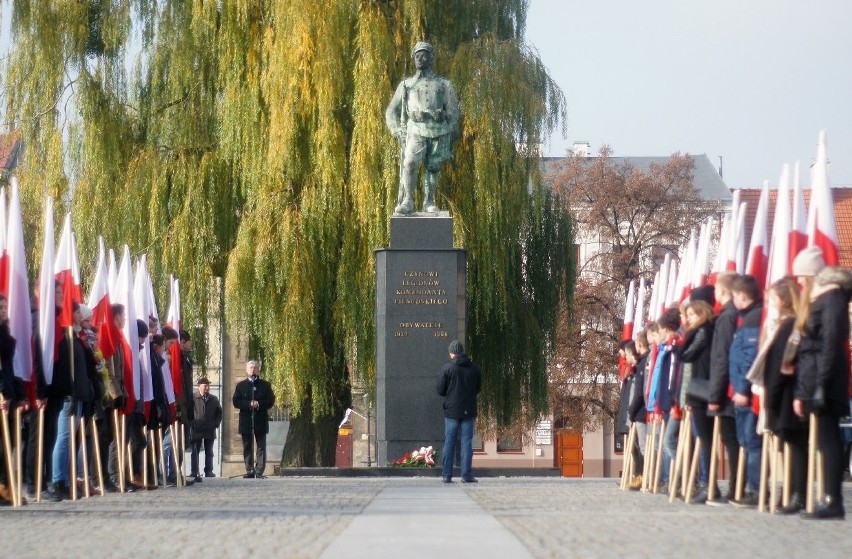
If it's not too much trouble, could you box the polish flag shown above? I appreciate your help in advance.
[726,191,741,271]
[711,215,731,285]
[0,187,8,297]
[166,276,184,402]
[54,214,80,328]
[108,248,118,295]
[693,217,714,288]
[806,131,839,265]
[790,161,808,269]
[745,181,770,288]
[6,180,32,382]
[133,255,154,410]
[87,238,116,360]
[733,202,748,273]
[677,230,697,301]
[115,246,140,414]
[38,198,56,384]
[633,277,646,339]
[647,272,659,323]
[622,280,636,342]
[767,165,792,287]
[657,254,672,317]
[665,259,679,309]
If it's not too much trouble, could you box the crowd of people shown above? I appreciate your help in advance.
[617,246,851,520]
[0,279,225,506]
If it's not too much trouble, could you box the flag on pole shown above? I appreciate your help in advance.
[648,272,659,323]
[6,180,32,383]
[0,187,8,297]
[657,254,672,318]
[746,180,770,288]
[806,131,839,265]
[665,259,678,309]
[790,161,808,269]
[133,255,154,410]
[622,280,636,342]
[767,165,792,288]
[54,213,79,328]
[87,238,117,360]
[693,217,714,288]
[633,277,646,340]
[677,230,697,302]
[734,202,748,273]
[38,198,56,384]
[165,276,184,402]
[726,191,741,271]
[711,215,730,285]
[115,246,140,414]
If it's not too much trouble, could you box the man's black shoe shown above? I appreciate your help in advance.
[442,477,452,483]
[801,496,846,520]
[461,477,478,483]
[243,472,255,479]
[776,493,804,515]
[205,472,216,478]
[193,475,203,483]
[103,481,119,493]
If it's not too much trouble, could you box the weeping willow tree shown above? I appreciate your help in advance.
[2,0,574,465]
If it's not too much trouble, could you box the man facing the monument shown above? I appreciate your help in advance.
[436,340,481,483]
[385,41,460,215]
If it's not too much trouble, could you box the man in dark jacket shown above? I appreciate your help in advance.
[627,334,649,488]
[728,274,763,507]
[190,377,222,482]
[436,340,481,483]
[232,360,275,478]
[707,272,741,505]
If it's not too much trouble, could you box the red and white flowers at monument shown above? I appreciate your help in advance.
[391,446,437,467]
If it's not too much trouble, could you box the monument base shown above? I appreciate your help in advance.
[375,215,466,466]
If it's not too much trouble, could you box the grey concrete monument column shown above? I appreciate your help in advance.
[375,213,466,466]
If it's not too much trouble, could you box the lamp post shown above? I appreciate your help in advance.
[364,393,372,467]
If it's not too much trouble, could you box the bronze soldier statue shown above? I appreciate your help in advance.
[385,42,460,215]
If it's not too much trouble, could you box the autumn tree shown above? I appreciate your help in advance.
[547,147,718,430]
[2,1,574,465]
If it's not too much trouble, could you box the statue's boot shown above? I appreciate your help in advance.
[422,172,438,213]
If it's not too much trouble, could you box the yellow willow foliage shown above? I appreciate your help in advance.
[4,0,575,430]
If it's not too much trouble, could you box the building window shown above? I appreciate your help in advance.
[472,432,484,453]
[496,434,523,453]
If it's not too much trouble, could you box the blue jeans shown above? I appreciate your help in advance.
[442,417,474,481]
[52,399,83,484]
[734,406,762,492]
[662,415,679,484]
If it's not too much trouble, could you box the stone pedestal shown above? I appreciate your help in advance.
[375,213,466,466]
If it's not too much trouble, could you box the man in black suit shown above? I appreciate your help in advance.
[232,360,275,478]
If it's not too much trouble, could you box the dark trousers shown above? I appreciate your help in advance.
[241,432,267,475]
[691,406,713,485]
[779,426,808,497]
[190,438,215,476]
[25,397,63,490]
[817,413,845,503]
[718,414,740,494]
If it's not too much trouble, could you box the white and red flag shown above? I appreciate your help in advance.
[38,198,56,384]
[633,277,646,339]
[665,259,678,309]
[87,238,118,361]
[0,187,8,297]
[54,213,80,328]
[806,131,839,265]
[726,191,741,272]
[711,215,730,285]
[790,161,808,268]
[693,217,714,288]
[6,180,32,383]
[767,165,792,287]
[166,276,184,402]
[133,255,154,410]
[656,253,672,317]
[733,201,748,273]
[622,280,636,342]
[115,246,140,414]
[746,181,770,288]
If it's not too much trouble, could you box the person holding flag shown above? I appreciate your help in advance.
[792,247,851,520]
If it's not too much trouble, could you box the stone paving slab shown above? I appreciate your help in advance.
[1,477,849,559]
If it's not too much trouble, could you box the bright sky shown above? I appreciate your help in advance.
[3,2,850,189]
[525,0,852,189]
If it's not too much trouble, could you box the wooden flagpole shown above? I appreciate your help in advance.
[91,418,105,496]
[806,413,817,513]
[15,407,23,506]
[79,416,91,498]
[0,398,17,506]
[782,441,791,507]
[734,447,746,502]
[707,416,721,501]
[684,439,702,503]
[157,427,166,488]
[69,413,78,501]
[758,432,770,512]
[36,407,44,502]
[652,418,666,494]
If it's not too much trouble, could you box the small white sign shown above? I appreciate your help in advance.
[535,420,552,445]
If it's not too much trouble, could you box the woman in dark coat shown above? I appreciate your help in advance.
[792,247,852,520]
[677,299,715,501]
[759,277,806,514]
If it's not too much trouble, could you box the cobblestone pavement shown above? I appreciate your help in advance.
[2,477,849,559]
